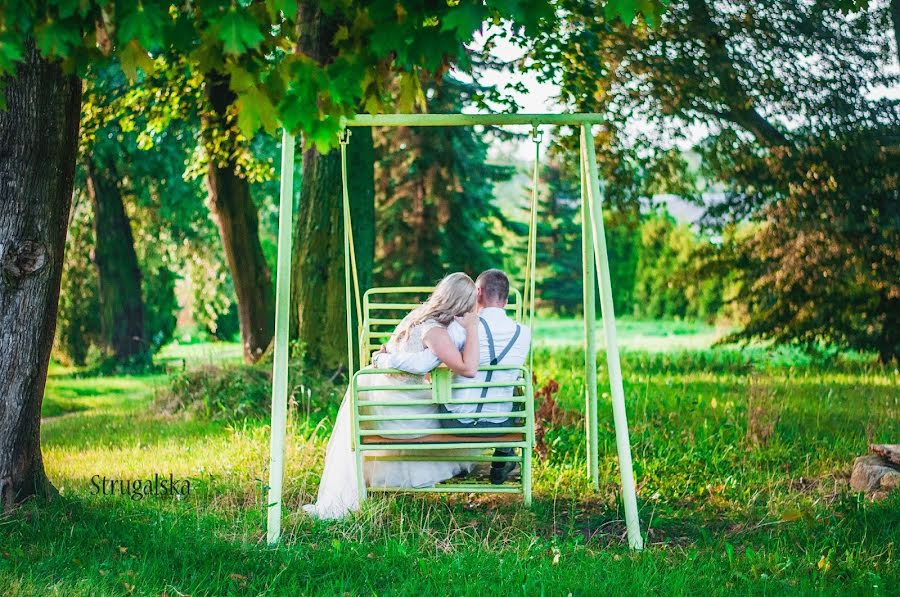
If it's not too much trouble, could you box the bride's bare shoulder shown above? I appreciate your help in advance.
[421,319,451,340]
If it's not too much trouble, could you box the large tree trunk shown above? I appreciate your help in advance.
[0,43,81,510]
[85,152,147,362]
[204,73,276,363]
[290,2,375,371]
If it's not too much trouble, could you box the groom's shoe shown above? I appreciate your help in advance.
[490,449,518,485]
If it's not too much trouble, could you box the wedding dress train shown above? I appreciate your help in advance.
[302,320,473,519]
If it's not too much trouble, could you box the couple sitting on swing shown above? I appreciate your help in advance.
[303,269,532,519]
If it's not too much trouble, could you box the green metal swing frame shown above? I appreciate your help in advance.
[265,113,643,550]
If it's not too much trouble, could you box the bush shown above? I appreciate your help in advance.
[159,365,273,420]
[158,362,344,422]
[54,200,101,366]
[633,211,727,321]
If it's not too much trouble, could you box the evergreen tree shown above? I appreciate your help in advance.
[508,147,641,316]
[374,76,513,287]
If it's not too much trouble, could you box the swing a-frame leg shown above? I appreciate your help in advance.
[581,125,644,551]
[266,130,296,546]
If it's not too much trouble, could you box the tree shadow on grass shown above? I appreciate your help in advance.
[3,490,897,596]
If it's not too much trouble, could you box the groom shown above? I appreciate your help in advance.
[373,269,532,484]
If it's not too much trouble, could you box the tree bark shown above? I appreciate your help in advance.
[891,0,900,68]
[290,2,375,370]
[0,43,81,510]
[204,73,276,363]
[85,152,147,362]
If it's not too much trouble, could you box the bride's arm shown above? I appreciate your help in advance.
[423,313,479,378]
[373,345,440,374]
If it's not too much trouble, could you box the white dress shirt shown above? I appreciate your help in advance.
[373,306,531,424]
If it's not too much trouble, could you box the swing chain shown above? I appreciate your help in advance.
[338,128,352,145]
[530,125,543,145]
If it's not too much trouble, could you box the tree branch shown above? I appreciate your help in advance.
[686,0,790,147]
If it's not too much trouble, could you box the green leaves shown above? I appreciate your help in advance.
[216,8,265,55]
[265,0,298,20]
[604,0,670,27]
[235,87,278,134]
[1,0,665,153]
[33,17,82,58]
[228,65,279,134]
[397,70,425,113]
[118,1,170,51]
[0,33,25,74]
[119,40,155,81]
[440,3,487,34]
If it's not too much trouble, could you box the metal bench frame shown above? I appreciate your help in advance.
[351,366,535,504]
[352,286,533,503]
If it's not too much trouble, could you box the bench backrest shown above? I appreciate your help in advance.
[350,365,534,445]
[360,286,523,368]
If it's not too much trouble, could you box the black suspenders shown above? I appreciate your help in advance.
[476,317,522,412]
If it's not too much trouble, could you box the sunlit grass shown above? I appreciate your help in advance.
[3,332,897,595]
[533,317,726,351]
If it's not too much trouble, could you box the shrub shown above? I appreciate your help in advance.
[159,365,273,421]
[158,362,344,422]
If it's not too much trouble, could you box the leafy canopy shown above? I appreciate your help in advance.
[1,0,668,149]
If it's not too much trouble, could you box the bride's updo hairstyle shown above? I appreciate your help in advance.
[393,272,476,343]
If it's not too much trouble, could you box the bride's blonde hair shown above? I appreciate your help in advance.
[393,272,476,343]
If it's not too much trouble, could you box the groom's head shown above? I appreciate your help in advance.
[475,269,509,309]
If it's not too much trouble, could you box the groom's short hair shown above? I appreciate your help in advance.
[477,269,509,303]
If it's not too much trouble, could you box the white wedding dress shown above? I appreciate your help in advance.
[302,318,474,519]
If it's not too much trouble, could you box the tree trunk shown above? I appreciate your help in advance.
[891,0,900,68]
[85,152,147,362]
[204,73,276,363]
[0,43,81,510]
[878,293,899,364]
[290,2,375,371]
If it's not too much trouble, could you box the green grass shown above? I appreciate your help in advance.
[2,333,898,595]
[533,317,725,351]
[156,341,245,367]
[160,317,726,368]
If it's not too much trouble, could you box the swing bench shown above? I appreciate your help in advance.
[351,286,535,503]
[266,113,644,550]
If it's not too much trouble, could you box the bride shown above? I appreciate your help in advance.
[303,272,481,519]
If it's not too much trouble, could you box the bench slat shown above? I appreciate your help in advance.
[358,410,526,421]
[361,432,525,444]
[368,484,522,494]
[357,398,525,407]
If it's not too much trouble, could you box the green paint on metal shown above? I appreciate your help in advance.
[582,124,643,550]
[580,134,600,490]
[431,368,452,404]
[266,114,642,551]
[266,130,295,546]
[344,113,605,127]
[352,361,535,502]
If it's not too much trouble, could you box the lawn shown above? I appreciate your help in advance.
[1,329,898,595]
[155,316,727,368]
